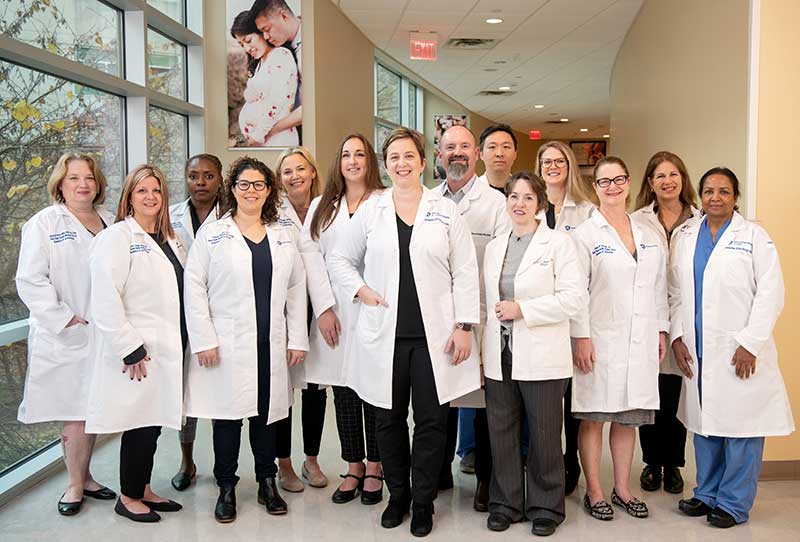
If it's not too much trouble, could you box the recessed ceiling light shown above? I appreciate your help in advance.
[534,104,545,109]
[560,118,569,122]
[603,134,610,138]
[485,18,503,24]
[498,86,511,91]
[580,128,588,132]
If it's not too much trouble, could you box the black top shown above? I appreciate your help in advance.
[395,214,426,339]
[245,234,273,344]
[545,202,556,229]
[489,183,505,195]
[189,200,202,235]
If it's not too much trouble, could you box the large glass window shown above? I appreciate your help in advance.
[148,106,188,200]
[0,0,123,77]
[376,64,401,125]
[147,28,186,100]
[147,0,186,25]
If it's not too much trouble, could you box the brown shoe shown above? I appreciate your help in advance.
[302,461,329,488]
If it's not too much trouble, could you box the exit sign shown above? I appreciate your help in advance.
[410,32,438,61]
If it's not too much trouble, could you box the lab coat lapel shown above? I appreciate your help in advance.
[705,212,745,270]
[410,187,434,245]
[516,223,551,276]
[125,216,169,264]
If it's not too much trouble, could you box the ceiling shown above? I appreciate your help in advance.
[331,0,643,140]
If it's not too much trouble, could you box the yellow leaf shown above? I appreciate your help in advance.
[2,159,17,171]
[25,160,31,173]
[54,120,65,130]
[11,101,27,122]
[21,119,32,130]
[5,224,14,235]
[31,156,42,167]
[47,41,57,54]
[66,91,74,99]
[43,0,51,5]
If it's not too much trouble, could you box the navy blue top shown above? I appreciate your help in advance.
[693,217,731,358]
[245,234,273,344]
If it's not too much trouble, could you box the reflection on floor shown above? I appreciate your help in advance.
[2,397,799,541]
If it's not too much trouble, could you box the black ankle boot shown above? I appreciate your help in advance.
[381,498,410,528]
[410,502,434,537]
[258,477,287,515]
[214,486,236,523]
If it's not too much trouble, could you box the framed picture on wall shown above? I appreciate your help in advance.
[570,141,607,166]
[226,0,302,149]
[433,114,467,180]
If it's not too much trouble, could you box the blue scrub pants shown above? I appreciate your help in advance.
[693,433,765,524]
[457,408,477,457]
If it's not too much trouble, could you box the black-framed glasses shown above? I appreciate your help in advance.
[541,158,567,168]
[595,175,629,188]
[234,180,268,191]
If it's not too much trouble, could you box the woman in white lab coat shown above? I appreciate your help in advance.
[571,156,669,521]
[671,167,794,528]
[15,153,115,516]
[631,151,700,495]
[184,156,307,522]
[87,164,186,523]
[167,152,223,493]
[329,127,480,537]
[481,172,584,536]
[305,134,385,505]
[533,140,595,495]
[273,146,337,491]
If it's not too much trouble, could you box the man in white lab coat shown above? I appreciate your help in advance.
[434,125,511,511]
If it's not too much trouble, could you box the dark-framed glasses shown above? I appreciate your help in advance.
[541,158,567,168]
[235,180,268,191]
[595,175,629,188]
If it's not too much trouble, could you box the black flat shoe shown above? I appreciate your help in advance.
[473,480,489,512]
[583,494,613,521]
[381,498,410,528]
[611,488,648,518]
[487,512,512,532]
[83,486,117,500]
[437,471,454,492]
[58,494,83,516]
[215,486,237,523]
[679,497,711,517]
[331,473,362,504]
[171,465,196,492]
[114,498,160,523]
[142,499,182,512]
[707,507,737,528]
[531,518,558,537]
[361,474,383,505]
[640,465,662,492]
[663,467,684,494]
[410,502,434,537]
[258,477,287,515]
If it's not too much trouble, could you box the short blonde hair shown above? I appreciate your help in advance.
[47,152,107,205]
[275,146,320,200]
[114,164,175,240]
[534,141,590,204]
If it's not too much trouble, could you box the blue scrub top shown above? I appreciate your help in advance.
[693,217,732,358]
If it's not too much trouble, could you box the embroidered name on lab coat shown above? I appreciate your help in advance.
[49,231,77,243]
[424,211,450,225]
[171,221,184,229]
[592,244,615,256]
[725,240,753,254]
[278,218,295,227]
[130,243,151,254]
[208,232,234,246]
[564,225,575,231]
[276,239,294,246]
[639,243,658,250]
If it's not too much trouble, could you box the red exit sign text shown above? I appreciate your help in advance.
[409,32,438,61]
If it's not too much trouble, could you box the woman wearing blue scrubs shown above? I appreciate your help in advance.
[669,167,794,528]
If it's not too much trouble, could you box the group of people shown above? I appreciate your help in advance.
[15,122,794,537]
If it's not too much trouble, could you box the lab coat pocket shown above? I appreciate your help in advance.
[358,304,385,343]
[529,321,571,370]
[57,322,89,351]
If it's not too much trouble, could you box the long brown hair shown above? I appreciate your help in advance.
[534,141,590,204]
[219,156,280,224]
[309,134,383,240]
[635,151,698,211]
[115,164,175,239]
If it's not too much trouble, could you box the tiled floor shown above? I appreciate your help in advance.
[2,399,799,541]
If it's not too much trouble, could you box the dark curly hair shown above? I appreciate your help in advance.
[219,156,280,224]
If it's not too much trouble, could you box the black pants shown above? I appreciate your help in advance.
[213,415,277,487]
[333,385,380,463]
[639,374,687,467]
[486,349,568,523]
[441,408,492,483]
[563,380,580,468]
[375,338,449,505]
[275,384,327,458]
[120,426,162,499]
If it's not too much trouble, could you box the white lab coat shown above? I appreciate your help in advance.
[15,204,113,423]
[169,198,219,251]
[301,192,383,386]
[328,188,481,409]
[482,225,584,381]
[538,192,595,233]
[277,195,335,389]
[570,211,669,413]
[669,212,794,437]
[433,175,510,407]
[632,202,700,376]
[85,217,188,433]
[183,215,308,424]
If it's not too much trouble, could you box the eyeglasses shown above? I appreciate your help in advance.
[595,175,629,188]
[234,180,268,191]
[541,158,567,168]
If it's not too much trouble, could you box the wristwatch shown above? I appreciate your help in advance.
[456,322,473,332]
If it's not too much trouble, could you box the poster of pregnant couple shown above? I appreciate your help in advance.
[226,0,302,149]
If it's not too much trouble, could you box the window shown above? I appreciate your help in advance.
[147,0,186,25]
[376,64,401,125]
[147,28,187,100]
[148,106,188,200]
[0,0,123,77]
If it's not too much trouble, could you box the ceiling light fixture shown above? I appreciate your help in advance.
[580,128,588,132]
[498,86,511,91]
[560,118,569,122]
[534,104,545,109]
[603,134,610,138]
[485,18,503,24]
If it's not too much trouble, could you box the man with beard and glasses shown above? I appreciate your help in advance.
[433,125,510,513]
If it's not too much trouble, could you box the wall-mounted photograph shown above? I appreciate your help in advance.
[569,140,607,166]
[227,0,302,149]
[433,114,467,180]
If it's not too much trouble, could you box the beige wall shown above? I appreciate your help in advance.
[756,0,800,462]
[609,0,749,206]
